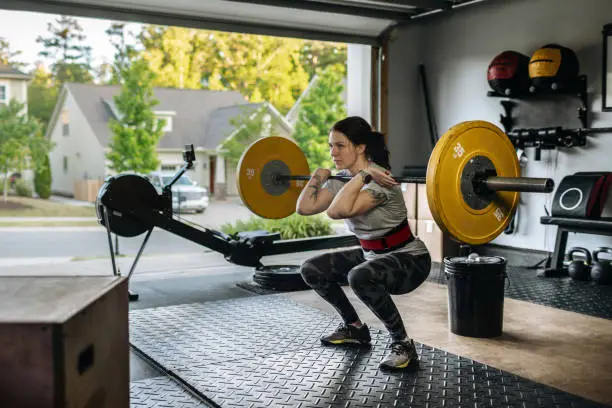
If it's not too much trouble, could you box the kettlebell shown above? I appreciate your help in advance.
[591,247,612,285]
[567,247,591,281]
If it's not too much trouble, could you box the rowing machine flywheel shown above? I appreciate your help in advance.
[96,174,160,237]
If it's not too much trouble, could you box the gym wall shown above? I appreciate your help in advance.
[385,0,612,253]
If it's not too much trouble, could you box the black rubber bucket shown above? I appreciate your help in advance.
[444,253,507,338]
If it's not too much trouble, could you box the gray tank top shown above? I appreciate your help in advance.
[323,165,409,240]
[323,166,428,259]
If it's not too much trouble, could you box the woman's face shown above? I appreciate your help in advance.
[328,130,363,170]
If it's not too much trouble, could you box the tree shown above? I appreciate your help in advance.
[34,151,52,199]
[299,40,347,79]
[205,33,310,115]
[105,59,165,174]
[36,15,93,85]
[219,105,268,164]
[104,22,139,85]
[292,66,346,170]
[27,64,58,133]
[137,26,312,115]
[0,99,51,201]
[139,25,213,90]
[0,37,26,69]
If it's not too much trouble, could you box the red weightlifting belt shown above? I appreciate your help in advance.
[359,219,414,252]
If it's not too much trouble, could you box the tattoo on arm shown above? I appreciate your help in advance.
[367,189,387,205]
[308,175,324,201]
[308,184,321,200]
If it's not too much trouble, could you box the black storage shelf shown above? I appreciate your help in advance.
[487,75,589,129]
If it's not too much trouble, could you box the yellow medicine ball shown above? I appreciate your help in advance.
[528,43,579,90]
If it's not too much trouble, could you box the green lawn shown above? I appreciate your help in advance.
[0,196,97,217]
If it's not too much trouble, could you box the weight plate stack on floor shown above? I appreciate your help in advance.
[253,265,310,291]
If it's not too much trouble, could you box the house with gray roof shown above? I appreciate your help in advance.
[0,63,31,110]
[46,82,294,199]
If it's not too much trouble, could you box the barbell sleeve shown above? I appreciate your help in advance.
[279,174,554,193]
[479,176,555,193]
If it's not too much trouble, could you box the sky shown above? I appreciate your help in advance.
[0,9,143,70]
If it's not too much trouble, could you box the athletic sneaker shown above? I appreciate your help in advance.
[379,339,418,371]
[320,322,371,346]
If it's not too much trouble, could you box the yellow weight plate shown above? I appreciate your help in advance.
[236,136,310,219]
[426,120,520,245]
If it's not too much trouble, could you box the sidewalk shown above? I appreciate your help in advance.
[0,257,74,267]
[0,249,332,281]
[0,216,102,231]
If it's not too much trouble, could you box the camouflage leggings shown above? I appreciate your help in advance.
[300,243,431,341]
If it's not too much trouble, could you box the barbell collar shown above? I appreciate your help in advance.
[279,174,554,193]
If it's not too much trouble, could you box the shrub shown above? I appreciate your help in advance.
[35,155,52,199]
[221,213,333,240]
[15,179,33,197]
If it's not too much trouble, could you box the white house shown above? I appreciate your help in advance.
[0,63,30,109]
[46,82,294,199]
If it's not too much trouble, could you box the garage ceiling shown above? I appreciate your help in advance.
[1,0,488,45]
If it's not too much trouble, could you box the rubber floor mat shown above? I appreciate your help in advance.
[129,296,608,408]
[130,376,210,407]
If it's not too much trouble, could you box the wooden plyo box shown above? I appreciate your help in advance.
[0,276,129,408]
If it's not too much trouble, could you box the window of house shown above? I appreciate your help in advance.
[62,110,69,136]
[156,115,172,132]
[0,84,7,105]
[154,111,175,133]
[63,156,68,173]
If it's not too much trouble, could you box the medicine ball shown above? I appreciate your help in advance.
[529,44,580,91]
[487,50,531,95]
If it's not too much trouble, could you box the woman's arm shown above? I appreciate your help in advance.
[296,169,335,215]
[326,174,381,219]
[326,168,397,219]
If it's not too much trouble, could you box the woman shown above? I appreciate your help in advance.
[296,116,431,371]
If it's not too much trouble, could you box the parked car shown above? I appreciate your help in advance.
[148,171,209,213]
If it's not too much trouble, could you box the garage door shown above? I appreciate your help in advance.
[0,0,480,45]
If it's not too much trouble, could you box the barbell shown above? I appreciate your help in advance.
[236,120,555,245]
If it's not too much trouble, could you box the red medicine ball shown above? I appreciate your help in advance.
[487,50,531,96]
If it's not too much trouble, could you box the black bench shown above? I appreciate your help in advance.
[539,216,612,275]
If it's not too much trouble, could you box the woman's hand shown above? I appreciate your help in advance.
[296,168,335,216]
[312,168,331,185]
[364,166,398,188]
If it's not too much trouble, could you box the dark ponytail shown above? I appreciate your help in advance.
[331,116,391,170]
[365,131,391,170]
